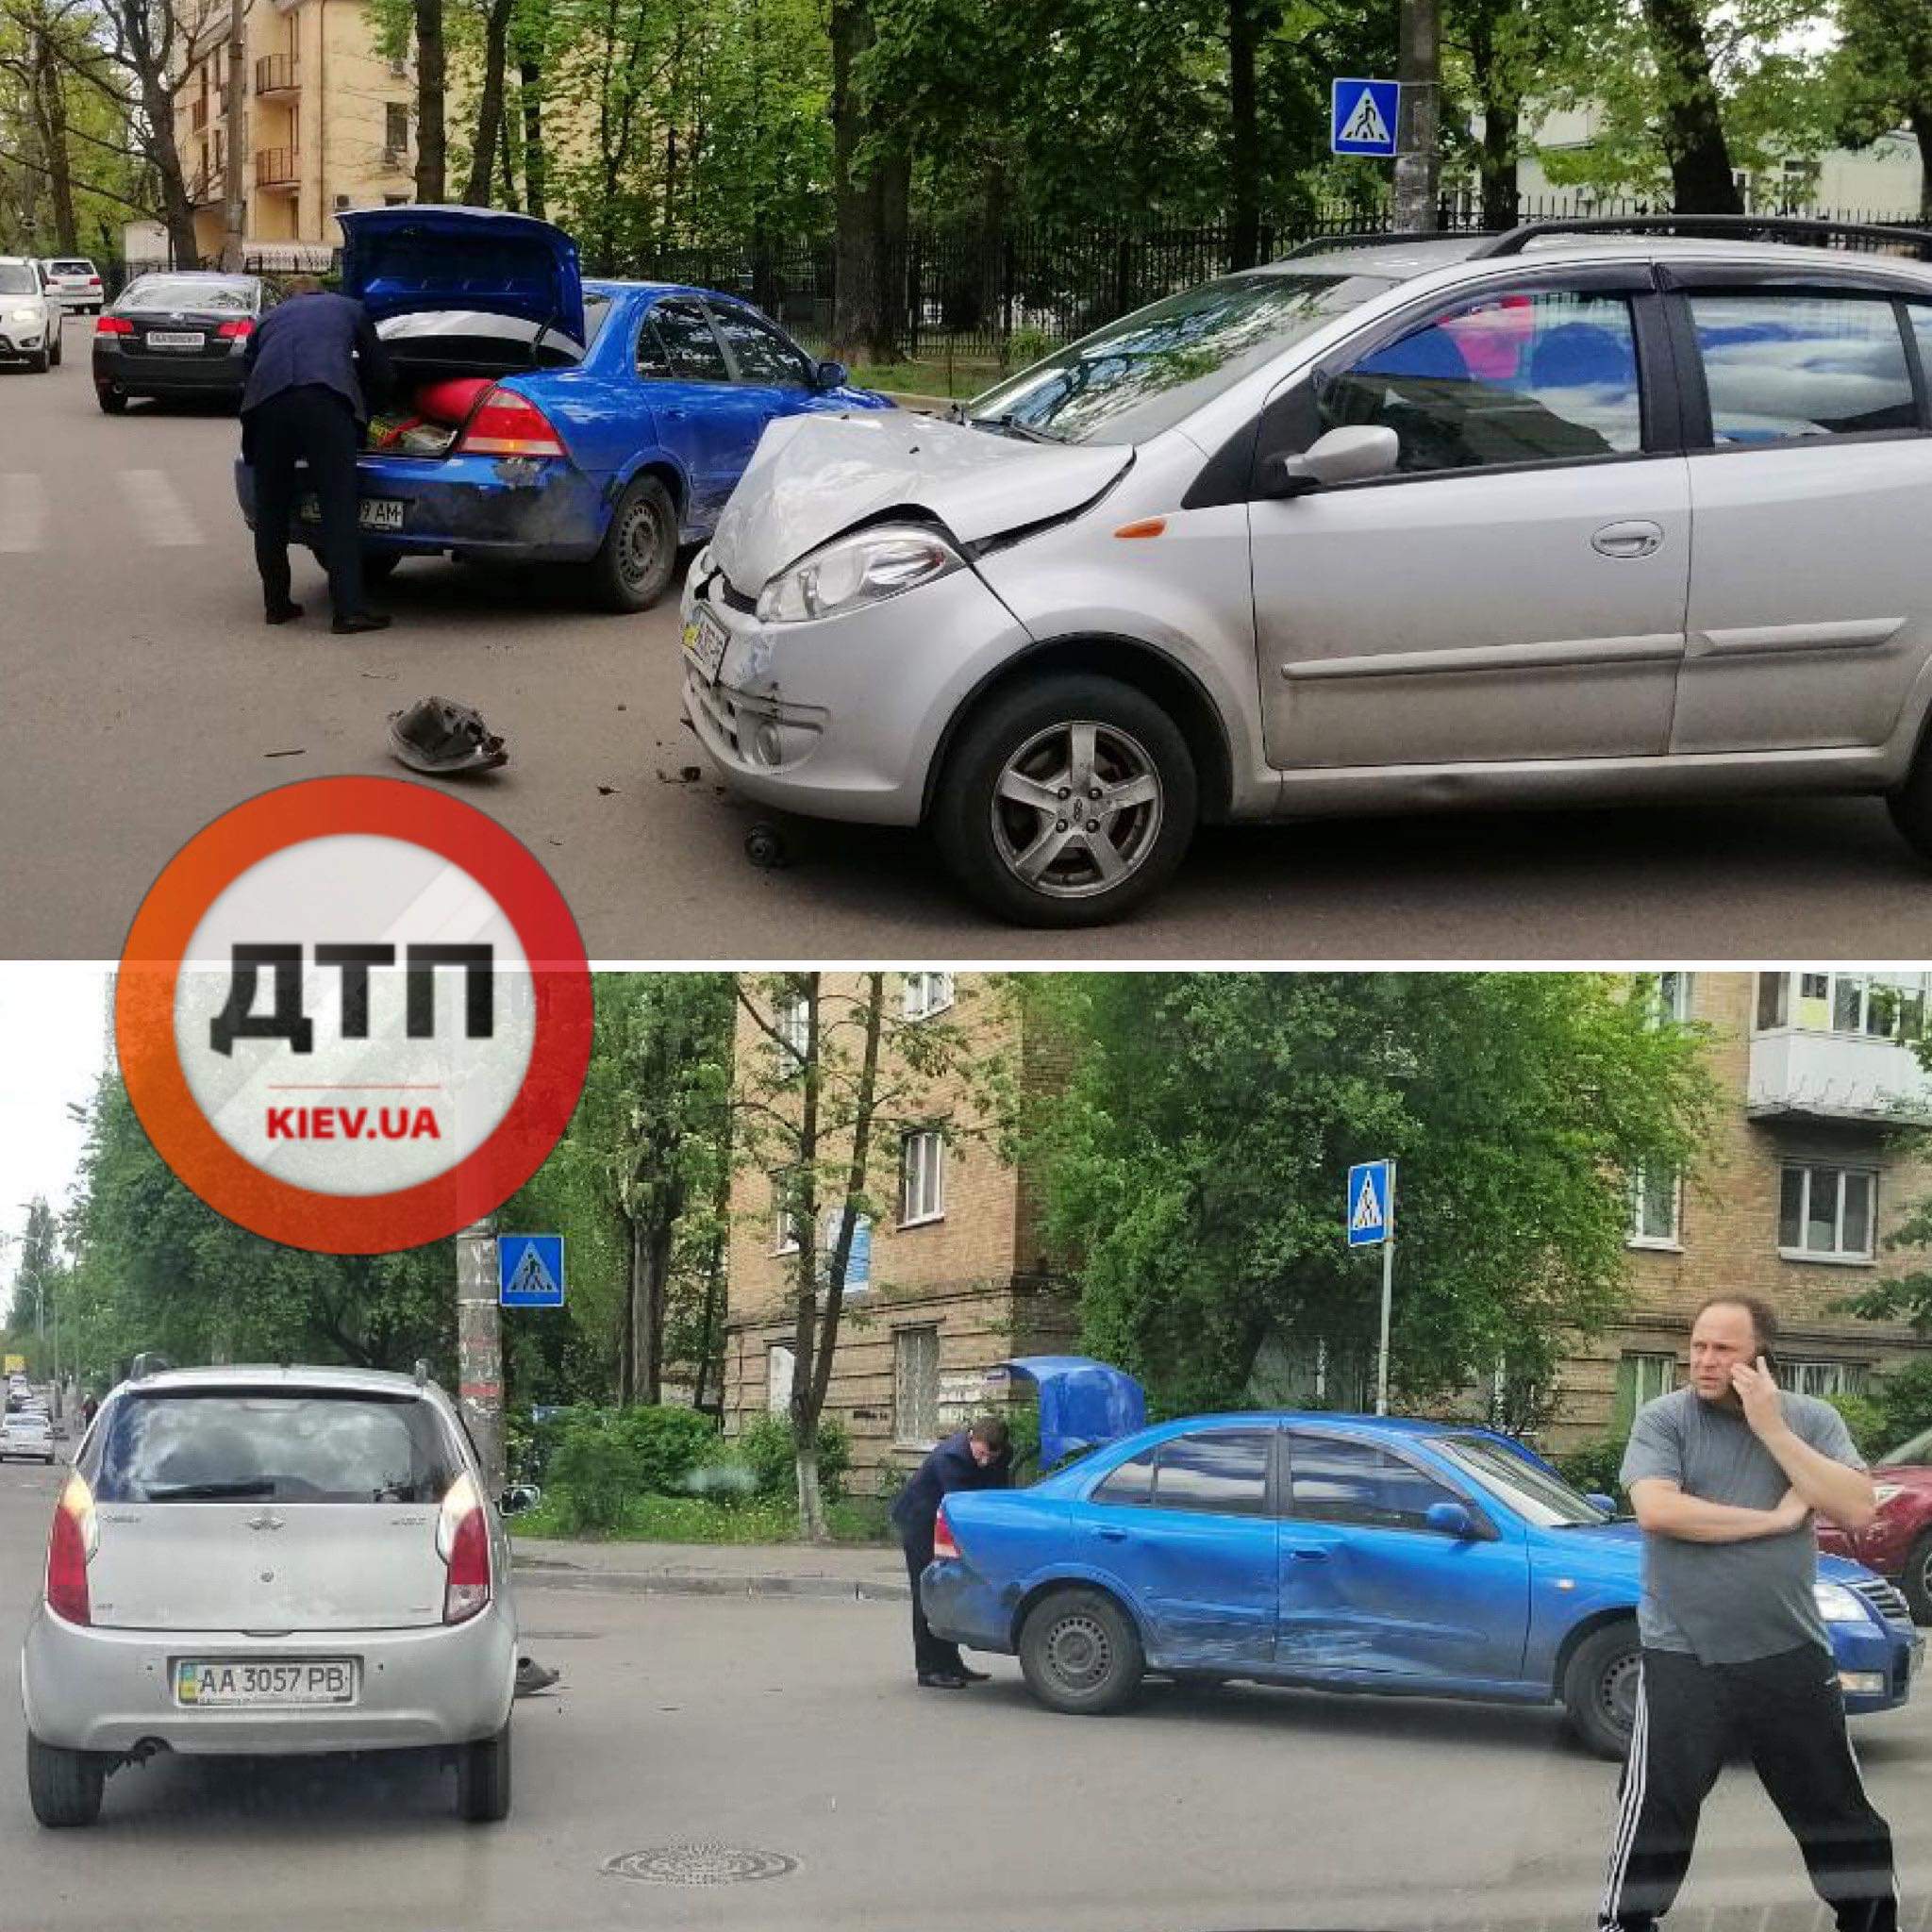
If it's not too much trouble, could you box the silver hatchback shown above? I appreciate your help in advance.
[682,214,1932,924]
[19,1364,517,1826]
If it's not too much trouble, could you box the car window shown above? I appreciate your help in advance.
[121,275,256,312]
[1688,291,1917,445]
[90,1391,461,1503]
[0,264,40,295]
[710,302,812,387]
[1288,1433,1464,1531]
[1318,288,1645,474]
[580,291,614,346]
[1434,1432,1607,1526]
[51,259,93,275]
[648,298,730,382]
[1091,1446,1156,1505]
[1152,1429,1272,1515]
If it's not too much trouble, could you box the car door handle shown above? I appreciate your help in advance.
[1287,1547,1328,1560]
[1591,520,1664,558]
[1096,1527,1129,1541]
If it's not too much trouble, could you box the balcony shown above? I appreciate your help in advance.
[1747,1029,1932,1124]
[255,147,300,191]
[255,53,299,96]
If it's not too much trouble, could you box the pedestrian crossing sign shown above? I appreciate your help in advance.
[1346,1161,1392,1247]
[498,1233,565,1307]
[1331,78,1400,157]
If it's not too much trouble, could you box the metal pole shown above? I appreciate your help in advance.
[1375,1159,1396,1416]
[455,1218,504,1497]
[1391,0,1441,233]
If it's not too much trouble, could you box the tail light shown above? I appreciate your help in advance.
[456,386,566,458]
[45,1473,97,1626]
[88,275,102,287]
[94,315,132,335]
[217,318,255,339]
[437,1471,491,1624]
[932,1502,959,1562]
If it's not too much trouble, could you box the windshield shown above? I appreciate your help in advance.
[121,276,255,312]
[1436,1432,1614,1526]
[1877,1424,1932,1467]
[962,270,1392,445]
[0,265,40,294]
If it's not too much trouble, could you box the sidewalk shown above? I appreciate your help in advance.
[511,1534,909,1602]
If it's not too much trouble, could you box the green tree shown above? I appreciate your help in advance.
[1027,973,1714,1421]
[1827,0,1932,219]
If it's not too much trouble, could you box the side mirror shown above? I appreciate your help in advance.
[1259,425,1400,498]
[500,1483,541,1517]
[815,359,848,390]
[1587,1491,1618,1515]
[1424,1500,1478,1540]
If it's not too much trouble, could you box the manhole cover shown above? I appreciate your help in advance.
[603,1845,799,1887]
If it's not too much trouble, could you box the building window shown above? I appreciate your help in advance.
[1641,971,1692,1026]
[900,1129,945,1226]
[384,193,410,207]
[767,1344,794,1415]
[1614,1351,1677,1430]
[770,1173,801,1255]
[1778,1162,1876,1263]
[1757,971,1789,1031]
[1628,1166,1681,1247]
[901,971,955,1021]
[893,1326,941,1445]
[1831,972,1926,1042]
[1774,1359,1870,1399]
[386,103,408,150]
[775,992,809,1060]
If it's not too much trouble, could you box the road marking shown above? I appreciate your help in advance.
[0,472,50,552]
[120,467,204,546]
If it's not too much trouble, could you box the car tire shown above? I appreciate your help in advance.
[1018,1587,1144,1715]
[589,474,677,612]
[1903,1531,1932,1626]
[456,1720,511,1823]
[26,1734,106,1827]
[50,331,62,367]
[1562,1621,1642,1761]
[97,387,125,415]
[27,345,49,374]
[362,551,402,585]
[932,674,1199,927]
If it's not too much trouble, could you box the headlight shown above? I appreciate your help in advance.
[1815,1582,1874,1623]
[756,525,962,625]
[9,307,37,323]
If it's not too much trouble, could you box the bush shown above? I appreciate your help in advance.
[546,1424,635,1536]
[1824,1393,1896,1463]
[1874,1357,1932,1454]
[1556,1438,1628,1503]
[734,1412,851,1502]
[608,1406,718,1492]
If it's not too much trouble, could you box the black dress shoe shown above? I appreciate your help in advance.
[332,611,392,635]
[917,1672,968,1690]
[955,1665,990,1683]
[265,601,305,625]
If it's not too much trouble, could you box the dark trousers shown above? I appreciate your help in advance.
[1599,1645,1897,1932]
[248,385,365,621]
[902,1531,962,1677]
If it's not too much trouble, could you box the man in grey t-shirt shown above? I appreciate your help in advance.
[1598,1295,1895,1932]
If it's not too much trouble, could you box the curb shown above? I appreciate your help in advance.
[513,1558,909,1603]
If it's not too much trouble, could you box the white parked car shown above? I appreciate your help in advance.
[0,1412,58,1464]
[0,257,63,371]
[20,1363,517,1827]
[41,258,105,313]
[684,214,1932,924]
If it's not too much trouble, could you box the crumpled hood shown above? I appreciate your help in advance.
[708,410,1133,591]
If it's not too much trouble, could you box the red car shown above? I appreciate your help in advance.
[1818,1424,1932,1624]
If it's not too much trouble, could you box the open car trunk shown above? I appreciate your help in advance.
[366,312,584,455]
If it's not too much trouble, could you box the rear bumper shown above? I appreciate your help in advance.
[234,453,608,562]
[921,1561,1015,1655]
[95,344,246,395]
[20,1598,517,1756]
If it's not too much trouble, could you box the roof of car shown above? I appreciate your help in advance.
[119,1364,439,1397]
[1135,1409,1511,1440]
[1281,233,1932,283]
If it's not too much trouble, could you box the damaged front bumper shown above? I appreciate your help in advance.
[233,452,608,563]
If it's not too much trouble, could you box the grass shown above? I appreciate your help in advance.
[510,1490,895,1545]
[844,357,1007,400]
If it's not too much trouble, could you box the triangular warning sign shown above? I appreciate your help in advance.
[1340,88,1391,147]
[508,1245,558,1299]
[1351,1174,1384,1234]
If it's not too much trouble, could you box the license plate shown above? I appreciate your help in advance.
[175,1658,357,1707]
[682,606,729,683]
[298,497,406,532]
[147,331,204,348]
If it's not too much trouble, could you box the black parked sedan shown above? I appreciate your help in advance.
[93,271,267,412]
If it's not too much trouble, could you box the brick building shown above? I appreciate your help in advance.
[721,971,1932,1486]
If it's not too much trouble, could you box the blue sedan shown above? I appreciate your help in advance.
[924,1365,1922,1757]
[236,206,892,610]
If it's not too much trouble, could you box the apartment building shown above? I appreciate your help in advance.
[170,0,414,262]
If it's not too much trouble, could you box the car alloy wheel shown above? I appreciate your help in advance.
[990,720,1163,901]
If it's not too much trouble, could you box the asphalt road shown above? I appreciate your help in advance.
[1,1461,1928,1932]
[5,326,1932,961]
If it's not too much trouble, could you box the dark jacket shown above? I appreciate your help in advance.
[891,1429,1012,1546]
[241,290,391,424]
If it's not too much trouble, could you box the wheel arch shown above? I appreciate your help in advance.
[1552,1607,1640,1702]
[1009,1571,1152,1655]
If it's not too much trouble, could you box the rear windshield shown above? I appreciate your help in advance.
[49,260,93,274]
[90,1391,461,1503]
[0,265,40,294]
[121,276,255,312]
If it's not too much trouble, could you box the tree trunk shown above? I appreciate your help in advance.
[414,0,445,204]
[874,138,908,362]
[1910,105,1932,223]
[690,1155,731,1416]
[1226,0,1261,269]
[616,1211,637,1406]
[497,93,518,208]
[1469,7,1519,230]
[828,0,881,363]
[794,1441,825,1541]
[519,58,545,218]
[463,0,516,206]
[630,1213,675,1407]
[33,26,79,253]
[219,0,246,269]
[1640,0,1741,213]
[141,71,201,266]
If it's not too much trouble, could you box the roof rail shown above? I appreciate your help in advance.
[1282,228,1474,259]
[129,1351,174,1381]
[1469,213,1932,261]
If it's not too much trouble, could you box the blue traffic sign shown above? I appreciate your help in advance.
[1346,1161,1392,1247]
[498,1233,565,1307]
[1331,78,1400,157]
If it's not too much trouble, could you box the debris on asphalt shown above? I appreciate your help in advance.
[387,695,508,777]
[263,748,306,758]
[597,785,617,796]
[655,765,704,785]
